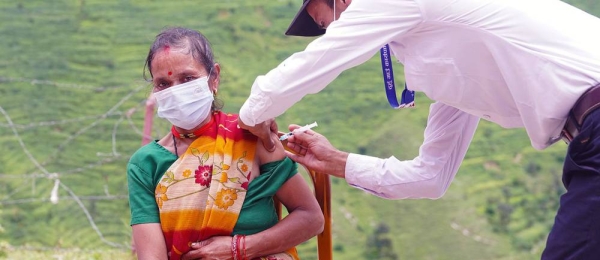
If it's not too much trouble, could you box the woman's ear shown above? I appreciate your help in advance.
[210,63,221,94]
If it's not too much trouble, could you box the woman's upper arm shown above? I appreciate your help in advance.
[132,223,168,260]
[256,132,320,213]
[275,174,321,215]
[256,132,287,164]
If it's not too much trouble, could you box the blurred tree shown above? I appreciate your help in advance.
[364,223,398,260]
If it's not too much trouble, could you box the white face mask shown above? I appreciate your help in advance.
[154,76,214,130]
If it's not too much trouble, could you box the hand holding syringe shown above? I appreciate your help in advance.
[279,122,318,141]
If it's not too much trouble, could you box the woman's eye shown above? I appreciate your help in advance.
[184,76,195,82]
[154,82,168,90]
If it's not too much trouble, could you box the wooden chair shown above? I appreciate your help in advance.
[275,132,332,260]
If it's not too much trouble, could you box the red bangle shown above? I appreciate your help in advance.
[242,235,247,260]
[236,234,243,260]
[231,235,239,260]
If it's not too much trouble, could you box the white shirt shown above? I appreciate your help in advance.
[239,0,600,199]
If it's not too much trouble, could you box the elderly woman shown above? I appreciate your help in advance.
[127,27,324,260]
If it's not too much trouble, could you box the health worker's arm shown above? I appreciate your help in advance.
[239,0,424,126]
[345,102,480,199]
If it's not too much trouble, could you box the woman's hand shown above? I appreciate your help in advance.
[238,118,279,152]
[181,236,232,260]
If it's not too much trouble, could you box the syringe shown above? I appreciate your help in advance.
[279,122,318,141]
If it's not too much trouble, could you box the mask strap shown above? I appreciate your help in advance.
[333,0,336,21]
[207,66,214,80]
[207,66,216,96]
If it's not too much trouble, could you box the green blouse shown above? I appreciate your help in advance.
[127,141,297,235]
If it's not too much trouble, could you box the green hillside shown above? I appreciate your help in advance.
[0,0,596,259]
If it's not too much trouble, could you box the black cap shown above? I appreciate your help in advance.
[285,0,326,37]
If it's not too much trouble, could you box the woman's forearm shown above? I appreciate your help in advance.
[244,207,324,258]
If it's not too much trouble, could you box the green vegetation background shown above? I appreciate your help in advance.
[0,0,597,259]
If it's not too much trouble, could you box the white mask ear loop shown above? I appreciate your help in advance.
[333,0,336,22]
[206,65,215,94]
[207,66,214,81]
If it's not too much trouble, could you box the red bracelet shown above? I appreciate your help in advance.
[231,235,239,260]
[242,235,247,260]
[236,234,243,260]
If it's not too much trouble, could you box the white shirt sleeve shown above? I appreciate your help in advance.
[239,0,423,126]
[345,102,480,199]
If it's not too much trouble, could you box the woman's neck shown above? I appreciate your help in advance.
[171,113,214,139]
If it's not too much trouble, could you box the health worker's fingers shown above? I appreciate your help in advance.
[286,131,316,157]
[269,119,279,133]
[259,119,279,152]
[285,150,310,165]
[288,124,301,131]
[239,119,277,152]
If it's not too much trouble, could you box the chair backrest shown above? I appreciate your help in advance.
[276,132,332,260]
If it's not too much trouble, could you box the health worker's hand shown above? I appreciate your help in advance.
[284,124,349,178]
[238,118,278,152]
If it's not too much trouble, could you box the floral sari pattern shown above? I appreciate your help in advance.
[155,112,257,260]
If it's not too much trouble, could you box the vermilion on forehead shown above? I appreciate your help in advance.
[151,48,206,76]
